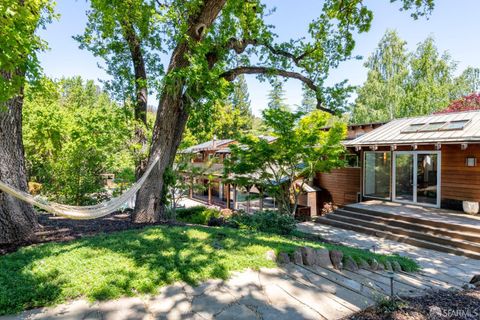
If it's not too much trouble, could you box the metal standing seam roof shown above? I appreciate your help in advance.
[344,110,480,146]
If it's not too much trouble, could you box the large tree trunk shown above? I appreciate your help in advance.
[0,94,37,244]
[132,0,226,223]
[122,20,149,178]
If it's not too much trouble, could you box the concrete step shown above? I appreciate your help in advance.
[328,211,480,254]
[343,205,480,235]
[315,216,480,260]
[334,209,480,243]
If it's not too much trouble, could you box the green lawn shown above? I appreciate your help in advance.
[0,225,418,315]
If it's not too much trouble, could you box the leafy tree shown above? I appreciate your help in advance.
[106,0,435,223]
[0,0,55,244]
[225,109,347,215]
[435,93,480,114]
[403,36,456,116]
[351,30,409,123]
[351,31,478,123]
[23,77,135,205]
[75,0,164,177]
[268,78,289,110]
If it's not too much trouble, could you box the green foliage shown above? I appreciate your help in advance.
[225,108,346,215]
[229,211,297,235]
[351,30,478,123]
[268,78,289,111]
[298,84,317,114]
[0,225,419,315]
[23,77,135,205]
[0,0,56,103]
[74,0,164,102]
[176,206,221,225]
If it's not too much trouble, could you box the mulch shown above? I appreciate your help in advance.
[0,210,173,255]
[346,288,480,320]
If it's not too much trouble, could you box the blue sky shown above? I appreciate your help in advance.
[38,0,480,116]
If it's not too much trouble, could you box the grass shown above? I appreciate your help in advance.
[0,225,419,315]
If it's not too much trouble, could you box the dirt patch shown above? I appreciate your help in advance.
[0,210,175,255]
[346,288,480,320]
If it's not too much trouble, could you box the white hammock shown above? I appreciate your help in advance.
[0,155,160,220]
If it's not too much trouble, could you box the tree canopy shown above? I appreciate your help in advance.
[351,30,479,123]
[225,109,346,215]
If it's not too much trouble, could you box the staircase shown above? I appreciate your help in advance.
[315,204,480,259]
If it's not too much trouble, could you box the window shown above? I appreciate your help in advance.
[442,120,469,130]
[419,122,447,132]
[401,123,425,133]
[364,152,391,199]
[346,154,360,168]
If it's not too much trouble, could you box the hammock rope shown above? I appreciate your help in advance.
[0,155,160,220]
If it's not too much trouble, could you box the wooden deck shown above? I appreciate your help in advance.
[350,200,480,230]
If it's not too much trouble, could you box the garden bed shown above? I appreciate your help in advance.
[346,288,480,320]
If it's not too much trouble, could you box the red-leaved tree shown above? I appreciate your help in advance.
[435,93,480,114]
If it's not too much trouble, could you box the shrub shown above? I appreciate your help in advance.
[229,210,297,235]
[175,206,221,225]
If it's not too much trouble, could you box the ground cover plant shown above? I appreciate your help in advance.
[0,224,419,315]
[175,206,221,225]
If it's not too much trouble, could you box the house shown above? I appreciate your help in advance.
[334,110,480,210]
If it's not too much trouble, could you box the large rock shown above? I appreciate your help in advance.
[392,261,402,272]
[377,262,385,271]
[358,258,370,270]
[293,249,303,264]
[314,248,332,268]
[370,259,379,271]
[277,252,290,264]
[265,250,276,261]
[300,247,316,266]
[344,256,359,272]
[329,250,343,270]
[385,261,393,272]
[470,274,480,284]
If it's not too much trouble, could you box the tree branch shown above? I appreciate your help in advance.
[220,66,334,114]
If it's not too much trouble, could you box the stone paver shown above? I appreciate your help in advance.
[298,221,480,287]
[1,266,380,320]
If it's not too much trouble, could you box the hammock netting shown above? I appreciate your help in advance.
[0,155,160,220]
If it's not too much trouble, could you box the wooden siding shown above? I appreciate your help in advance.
[315,168,361,206]
[441,144,480,202]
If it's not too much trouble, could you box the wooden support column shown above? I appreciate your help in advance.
[208,183,212,205]
[233,184,238,210]
[226,184,231,209]
[189,177,193,198]
[257,185,264,211]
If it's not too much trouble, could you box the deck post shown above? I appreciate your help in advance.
[208,183,212,205]
[226,184,231,209]
[233,184,238,210]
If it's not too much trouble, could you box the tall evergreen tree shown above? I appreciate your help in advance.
[268,78,289,110]
[298,84,317,113]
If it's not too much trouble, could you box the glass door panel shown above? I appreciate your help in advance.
[364,152,391,199]
[394,154,414,202]
[416,154,438,205]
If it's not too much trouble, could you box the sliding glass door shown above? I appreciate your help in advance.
[393,151,440,207]
[364,152,391,199]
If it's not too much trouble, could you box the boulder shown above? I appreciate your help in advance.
[392,261,402,272]
[474,281,480,288]
[370,259,379,271]
[385,261,393,272]
[329,250,343,270]
[265,250,276,261]
[463,283,476,290]
[358,258,370,270]
[344,256,359,272]
[300,247,316,266]
[293,249,303,265]
[277,252,290,264]
[377,262,385,271]
[470,274,480,284]
[314,248,332,268]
